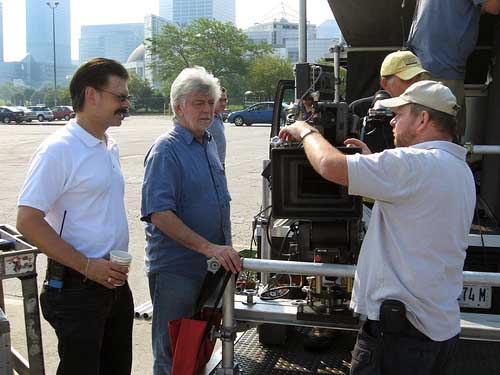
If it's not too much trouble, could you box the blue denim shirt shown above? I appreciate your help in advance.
[407,0,484,79]
[141,123,232,278]
[207,113,226,165]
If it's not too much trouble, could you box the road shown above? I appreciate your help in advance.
[0,115,270,374]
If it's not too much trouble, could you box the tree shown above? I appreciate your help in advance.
[128,74,165,112]
[246,55,294,101]
[148,18,271,97]
[128,74,153,108]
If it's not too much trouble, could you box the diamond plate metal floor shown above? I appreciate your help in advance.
[216,328,500,374]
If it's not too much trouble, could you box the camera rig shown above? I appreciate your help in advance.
[252,62,365,328]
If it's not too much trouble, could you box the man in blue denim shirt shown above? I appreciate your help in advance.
[208,86,227,168]
[141,66,242,375]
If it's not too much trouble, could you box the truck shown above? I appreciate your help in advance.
[215,1,500,374]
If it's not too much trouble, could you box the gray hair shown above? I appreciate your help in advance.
[170,66,221,119]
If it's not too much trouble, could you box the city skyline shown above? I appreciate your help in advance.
[1,0,335,62]
[159,0,235,25]
[26,0,71,66]
[0,1,3,62]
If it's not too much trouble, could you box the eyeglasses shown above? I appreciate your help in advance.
[97,88,132,103]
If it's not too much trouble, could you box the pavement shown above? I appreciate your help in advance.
[3,116,499,374]
[0,115,270,374]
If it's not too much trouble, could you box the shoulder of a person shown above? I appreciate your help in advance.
[148,130,183,158]
[35,127,77,159]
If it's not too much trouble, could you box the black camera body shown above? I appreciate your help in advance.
[362,106,395,153]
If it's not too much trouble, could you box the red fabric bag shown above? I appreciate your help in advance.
[169,308,222,375]
[169,270,231,375]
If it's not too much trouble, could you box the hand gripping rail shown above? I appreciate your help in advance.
[216,258,500,374]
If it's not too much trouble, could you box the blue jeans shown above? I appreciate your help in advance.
[148,272,204,375]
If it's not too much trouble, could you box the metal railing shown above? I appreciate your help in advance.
[216,258,500,373]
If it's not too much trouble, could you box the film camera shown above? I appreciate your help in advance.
[360,90,395,153]
[260,63,365,324]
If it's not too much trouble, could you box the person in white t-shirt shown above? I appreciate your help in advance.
[278,80,475,375]
[17,58,134,375]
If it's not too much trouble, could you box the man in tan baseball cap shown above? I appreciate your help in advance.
[378,80,460,146]
[380,50,429,97]
[278,79,474,375]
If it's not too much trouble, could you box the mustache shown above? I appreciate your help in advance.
[115,108,129,119]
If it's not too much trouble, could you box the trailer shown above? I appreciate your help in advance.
[212,0,500,373]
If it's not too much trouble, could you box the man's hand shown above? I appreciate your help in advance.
[86,258,129,289]
[278,121,311,142]
[208,245,242,274]
[344,138,372,155]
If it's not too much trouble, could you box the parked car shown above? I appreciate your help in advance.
[52,105,75,121]
[17,106,37,122]
[0,106,25,124]
[227,102,288,126]
[221,109,231,122]
[28,105,55,122]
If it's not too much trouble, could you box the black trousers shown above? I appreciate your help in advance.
[350,320,459,375]
[40,274,134,375]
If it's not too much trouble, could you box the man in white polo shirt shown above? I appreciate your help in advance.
[278,80,475,375]
[17,58,133,375]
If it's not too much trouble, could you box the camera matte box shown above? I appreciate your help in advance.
[271,147,362,219]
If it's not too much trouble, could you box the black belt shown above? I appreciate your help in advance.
[365,319,430,340]
[45,262,101,290]
[63,266,101,289]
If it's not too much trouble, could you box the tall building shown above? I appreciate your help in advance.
[79,23,144,64]
[159,0,235,25]
[317,19,341,40]
[143,15,168,86]
[245,19,316,49]
[0,1,4,63]
[26,0,71,66]
[244,18,337,63]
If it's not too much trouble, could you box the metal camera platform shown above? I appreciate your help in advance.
[0,224,44,375]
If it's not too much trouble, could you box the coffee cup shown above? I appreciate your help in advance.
[109,250,132,267]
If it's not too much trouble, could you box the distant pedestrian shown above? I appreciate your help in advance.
[208,86,228,168]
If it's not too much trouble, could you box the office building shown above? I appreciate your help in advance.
[79,23,144,64]
[0,1,3,63]
[143,15,168,86]
[244,18,339,63]
[317,19,341,40]
[245,18,316,49]
[26,0,71,66]
[159,0,235,25]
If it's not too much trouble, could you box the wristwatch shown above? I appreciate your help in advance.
[299,127,319,141]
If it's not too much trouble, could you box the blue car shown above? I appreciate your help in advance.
[227,101,287,126]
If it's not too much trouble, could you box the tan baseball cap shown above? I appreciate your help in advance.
[378,80,460,116]
[380,51,428,80]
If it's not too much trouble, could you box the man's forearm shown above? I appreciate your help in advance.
[151,210,214,257]
[16,206,87,274]
[482,0,500,15]
[302,132,349,186]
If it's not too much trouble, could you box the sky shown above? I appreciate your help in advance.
[1,0,335,62]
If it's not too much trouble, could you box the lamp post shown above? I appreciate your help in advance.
[46,1,59,107]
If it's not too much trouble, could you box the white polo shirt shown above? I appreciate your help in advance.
[18,120,129,258]
[347,141,475,341]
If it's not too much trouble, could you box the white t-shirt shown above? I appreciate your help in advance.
[347,141,475,341]
[18,120,129,258]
